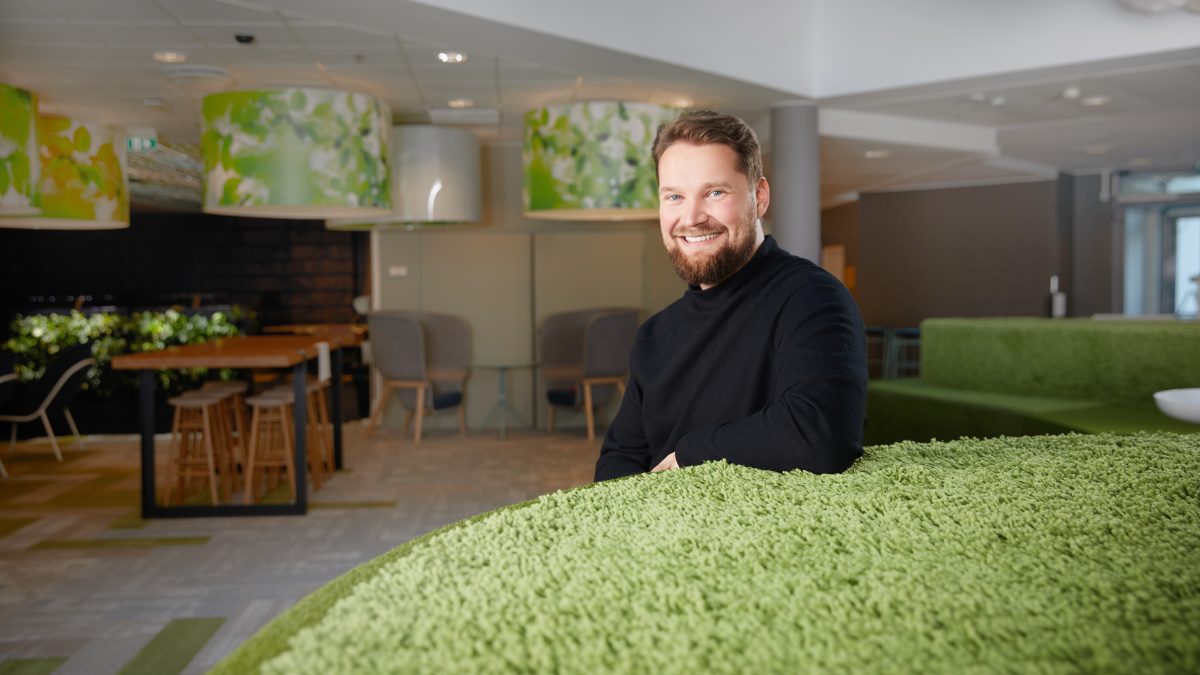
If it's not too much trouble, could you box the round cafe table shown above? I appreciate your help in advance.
[472,361,535,439]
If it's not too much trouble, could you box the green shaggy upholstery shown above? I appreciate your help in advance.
[867,318,1200,444]
[215,433,1200,674]
[921,318,1200,403]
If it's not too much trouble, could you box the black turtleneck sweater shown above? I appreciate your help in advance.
[594,236,866,481]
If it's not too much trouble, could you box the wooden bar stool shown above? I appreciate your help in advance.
[164,390,235,505]
[200,380,249,473]
[243,393,297,504]
[265,383,332,487]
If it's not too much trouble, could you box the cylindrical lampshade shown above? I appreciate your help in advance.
[201,88,392,220]
[0,84,42,216]
[0,115,129,230]
[327,125,480,230]
[523,101,678,221]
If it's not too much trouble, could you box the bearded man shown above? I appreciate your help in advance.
[594,110,867,481]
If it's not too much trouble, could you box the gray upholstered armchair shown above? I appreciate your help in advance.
[540,308,639,441]
[366,311,470,443]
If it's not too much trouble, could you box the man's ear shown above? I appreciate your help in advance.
[755,177,770,219]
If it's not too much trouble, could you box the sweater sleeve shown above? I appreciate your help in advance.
[673,281,867,474]
[594,373,653,481]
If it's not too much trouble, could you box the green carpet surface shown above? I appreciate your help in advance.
[117,618,225,675]
[216,433,1200,674]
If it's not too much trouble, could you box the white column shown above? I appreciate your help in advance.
[769,102,821,262]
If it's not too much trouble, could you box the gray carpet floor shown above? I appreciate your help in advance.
[0,421,598,674]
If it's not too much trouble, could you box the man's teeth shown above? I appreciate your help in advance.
[683,233,720,243]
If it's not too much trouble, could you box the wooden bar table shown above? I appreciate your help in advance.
[261,324,366,471]
[112,335,346,518]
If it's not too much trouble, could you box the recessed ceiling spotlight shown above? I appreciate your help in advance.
[1129,157,1154,167]
[1081,95,1111,107]
[1082,144,1111,156]
[153,50,187,64]
[968,92,987,102]
[1062,86,1082,100]
[990,96,1006,107]
[447,98,474,108]
[864,149,890,159]
[673,98,693,108]
[141,97,167,108]
[438,51,468,64]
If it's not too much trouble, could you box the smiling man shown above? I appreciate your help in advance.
[594,110,867,481]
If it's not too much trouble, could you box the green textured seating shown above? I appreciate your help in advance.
[867,318,1200,444]
[215,433,1200,674]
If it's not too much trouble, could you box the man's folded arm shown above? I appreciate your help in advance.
[594,375,653,481]
[674,284,867,474]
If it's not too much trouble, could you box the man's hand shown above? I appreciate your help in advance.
[651,452,679,472]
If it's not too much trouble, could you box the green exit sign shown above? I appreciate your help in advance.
[127,137,158,152]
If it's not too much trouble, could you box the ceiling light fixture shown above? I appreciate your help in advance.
[523,101,678,221]
[1129,157,1154,167]
[200,88,392,220]
[142,97,167,108]
[1062,86,1082,100]
[1082,144,1111,156]
[1081,95,1111,107]
[153,50,188,64]
[990,96,1006,107]
[447,98,474,109]
[864,150,890,159]
[968,92,987,102]
[438,51,468,64]
[673,98,693,109]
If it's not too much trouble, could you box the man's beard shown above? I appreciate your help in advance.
[667,224,758,288]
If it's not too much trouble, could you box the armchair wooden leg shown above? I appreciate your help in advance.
[39,413,63,462]
[8,424,15,453]
[401,409,414,433]
[368,385,392,433]
[457,405,467,436]
[547,405,556,432]
[584,382,596,442]
[413,384,426,444]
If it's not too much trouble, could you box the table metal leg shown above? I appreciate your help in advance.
[139,370,156,519]
[479,366,528,440]
[292,363,308,512]
[331,347,344,470]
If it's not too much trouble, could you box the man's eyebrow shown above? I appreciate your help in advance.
[658,181,736,194]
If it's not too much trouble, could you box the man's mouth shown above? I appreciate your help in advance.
[678,231,723,244]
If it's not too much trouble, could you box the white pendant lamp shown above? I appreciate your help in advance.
[523,101,678,221]
[0,114,129,230]
[200,88,392,220]
[327,124,480,230]
[0,84,41,216]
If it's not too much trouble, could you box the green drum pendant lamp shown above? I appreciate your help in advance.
[201,88,392,219]
[523,101,678,221]
[0,114,129,230]
[0,84,41,216]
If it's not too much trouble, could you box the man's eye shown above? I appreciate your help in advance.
[663,194,680,202]
[708,190,725,198]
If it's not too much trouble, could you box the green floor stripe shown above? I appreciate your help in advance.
[117,617,225,675]
[0,517,39,539]
[30,536,210,550]
[310,500,397,509]
[0,657,68,675]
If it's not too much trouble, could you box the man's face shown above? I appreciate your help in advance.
[657,142,769,289]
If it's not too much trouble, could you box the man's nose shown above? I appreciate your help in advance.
[679,200,705,228]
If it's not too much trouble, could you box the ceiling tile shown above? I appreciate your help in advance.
[153,0,277,23]
[207,45,308,64]
[73,22,202,46]
[39,0,172,21]
[0,19,100,43]
[289,23,396,47]
[0,0,59,21]
[307,46,407,66]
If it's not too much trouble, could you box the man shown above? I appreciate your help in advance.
[594,110,866,481]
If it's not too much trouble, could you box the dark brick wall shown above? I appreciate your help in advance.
[0,211,368,336]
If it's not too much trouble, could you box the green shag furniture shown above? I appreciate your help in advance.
[215,433,1200,674]
[867,318,1200,445]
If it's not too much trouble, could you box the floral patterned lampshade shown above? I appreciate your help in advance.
[0,114,128,230]
[523,101,677,221]
[0,84,41,216]
[201,88,392,220]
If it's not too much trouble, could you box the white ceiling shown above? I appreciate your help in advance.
[1,0,1198,211]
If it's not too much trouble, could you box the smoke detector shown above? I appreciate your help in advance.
[163,65,232,93]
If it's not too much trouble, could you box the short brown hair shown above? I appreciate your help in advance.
[652,110,763,185]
